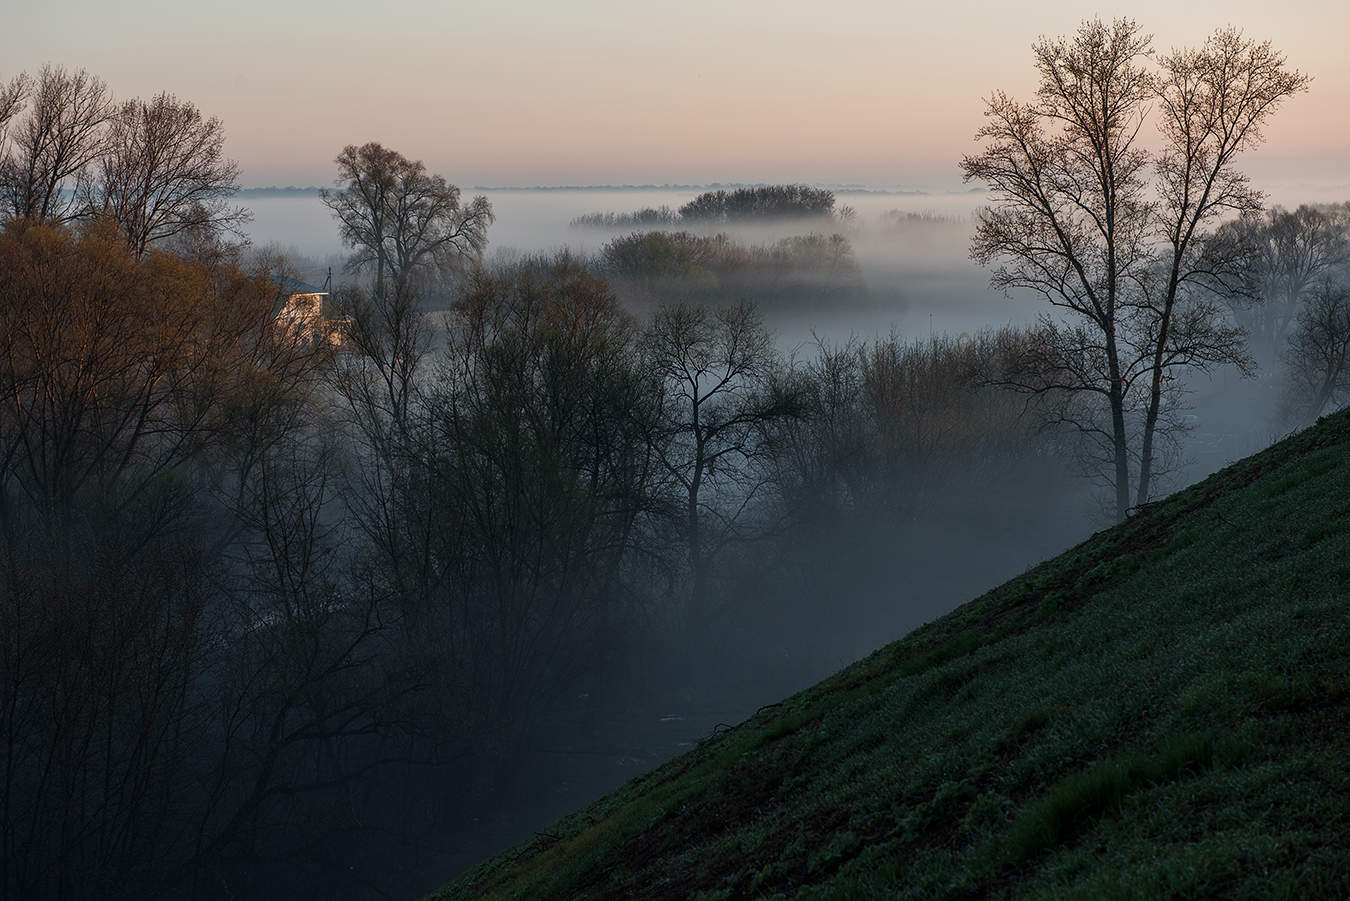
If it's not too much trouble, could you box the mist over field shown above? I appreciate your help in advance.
[245,188,1035,360]
[245,182,1312,473]
[245,180,1341,341]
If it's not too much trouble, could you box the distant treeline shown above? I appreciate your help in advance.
[571,206,680,229]
[596,229,863,309]
[601,230,854,278]
[879,209,972,228]
[571,184,848,229]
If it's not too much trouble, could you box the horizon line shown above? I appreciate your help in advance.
[238,183,990,196]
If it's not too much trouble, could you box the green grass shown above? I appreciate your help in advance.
[1008,731,1215,860]
[430,410,1350,900]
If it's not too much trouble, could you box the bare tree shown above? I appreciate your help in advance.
[85,92,247,257]
[0,65,113,223]
[1137,31,1308,501]
[320,142,492,307]
[321,144,493,613]
[321,142,493,454]
[0,74,27,143]
[642,301,798,631]
[963,18,1305,518]
[1283,280,1350,420]
[962,19,1153,520]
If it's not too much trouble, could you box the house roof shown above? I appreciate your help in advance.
[280,276,328,296]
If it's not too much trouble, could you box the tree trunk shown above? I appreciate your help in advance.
[1105,325,1131,522]
[1110,387,1130,521]
[1137,286,1177,507]
[685,443,705,638]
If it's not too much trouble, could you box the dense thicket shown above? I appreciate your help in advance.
[0,221,360,899]
[570,184,846,230]
[598,230,863,310]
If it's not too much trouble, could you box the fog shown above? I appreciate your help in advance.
[6,178,1339,900]
[232,184,1323,894]
[227,187,1105,894]
[245,187,1042,339]
[244,185,1299,473]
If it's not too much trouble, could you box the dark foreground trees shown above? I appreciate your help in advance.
[962,18,1305,518]
[0,219,396,899]
[0,103,1139,897]
[412,257,665,772]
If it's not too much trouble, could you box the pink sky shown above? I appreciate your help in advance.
[5,0,1348,190]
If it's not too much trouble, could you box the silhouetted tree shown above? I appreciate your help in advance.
[963,18,1303,518]
[642,302,799,633]
[321,142,492,307]
[1134,32,1309,502]
[962,19,1152,520]
[1283,280,1350,420]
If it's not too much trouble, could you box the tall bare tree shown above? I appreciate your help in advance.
[85,92,247,257]
[322,143,493,447]
[962,19,1153,520]
[1137,30,1308,501]
[963,18,1306,518]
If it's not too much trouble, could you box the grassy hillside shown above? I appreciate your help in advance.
[432,411,1350,900]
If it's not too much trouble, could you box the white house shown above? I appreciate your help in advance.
[279,278,345,348]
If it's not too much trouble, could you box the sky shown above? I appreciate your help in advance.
[5,0,1349,192]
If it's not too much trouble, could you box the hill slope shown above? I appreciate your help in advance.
[432,411,1350,899]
